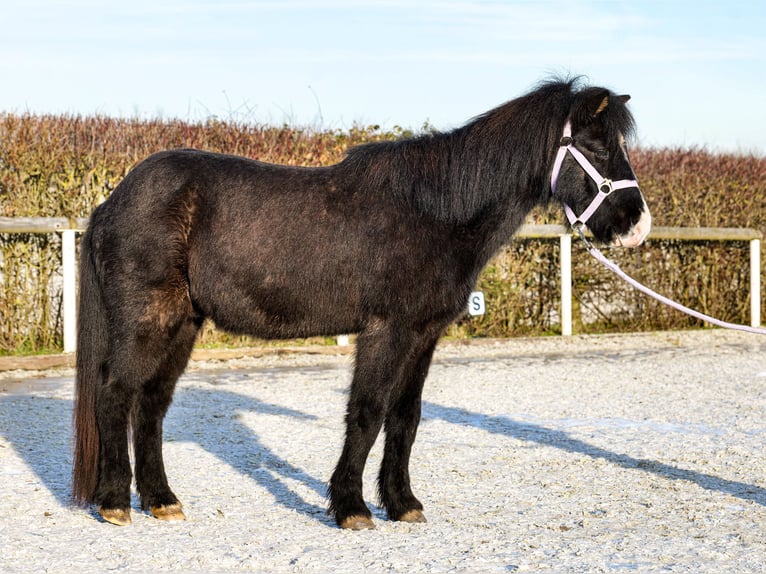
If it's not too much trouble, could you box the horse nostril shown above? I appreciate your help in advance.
[636,209,652,242]
[618,210,652,248]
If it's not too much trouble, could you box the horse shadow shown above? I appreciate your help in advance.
[0,386,73,506]
[0,380,333,525]
[422,401,766,506]
[164,385,333,524]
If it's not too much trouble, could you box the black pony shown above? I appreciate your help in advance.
[72,79,651,529]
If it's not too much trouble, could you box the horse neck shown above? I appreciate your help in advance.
[365,127,554,227]
[452,190,542,277]
[340,107,562,265]
[448,137,559,267]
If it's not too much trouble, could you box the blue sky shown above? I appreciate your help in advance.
[2,1,764,153]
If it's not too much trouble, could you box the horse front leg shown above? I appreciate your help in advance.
[328,320,413,530]
[378,335,440,524]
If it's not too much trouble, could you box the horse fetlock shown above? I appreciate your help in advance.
[330,498,374,530]
[139,487,180,510]
[380,487,424,523]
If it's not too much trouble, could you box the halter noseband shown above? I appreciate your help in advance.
[550,121,639,229]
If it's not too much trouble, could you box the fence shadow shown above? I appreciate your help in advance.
[422,401,766,506]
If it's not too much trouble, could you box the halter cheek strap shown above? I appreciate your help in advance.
[550,121,640,229]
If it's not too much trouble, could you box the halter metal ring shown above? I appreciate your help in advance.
[599,179,613,194]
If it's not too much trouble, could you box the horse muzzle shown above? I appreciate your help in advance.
[614,204,652,248]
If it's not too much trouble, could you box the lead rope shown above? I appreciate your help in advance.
[574,226,766,335]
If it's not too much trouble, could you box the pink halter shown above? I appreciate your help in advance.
[550,121,640,229]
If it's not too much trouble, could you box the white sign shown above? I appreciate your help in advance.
[468,291,486,316]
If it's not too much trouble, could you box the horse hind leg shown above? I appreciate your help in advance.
[93,367,137,526]
[96,285,199,525]
[132,291,201,522]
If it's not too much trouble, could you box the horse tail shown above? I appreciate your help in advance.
[71,226,107,505]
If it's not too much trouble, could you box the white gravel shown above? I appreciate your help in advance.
[2,330,766,573]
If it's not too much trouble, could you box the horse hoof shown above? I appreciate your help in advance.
[339,515,376,530]
[398,509,427,524]
[99,507,132,526]
[151,503,186,521]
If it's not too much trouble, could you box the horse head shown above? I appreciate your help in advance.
[551,88,651,247]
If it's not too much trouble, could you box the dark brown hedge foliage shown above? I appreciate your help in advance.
[1,113,764,352]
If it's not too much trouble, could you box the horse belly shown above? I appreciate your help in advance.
[188,236,364,339]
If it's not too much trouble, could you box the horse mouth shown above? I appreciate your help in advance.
[613,207,652,248]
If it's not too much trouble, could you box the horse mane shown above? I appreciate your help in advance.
[341,77,636,224]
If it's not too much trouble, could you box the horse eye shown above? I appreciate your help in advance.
[595,149,609,161]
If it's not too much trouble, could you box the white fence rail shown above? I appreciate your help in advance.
[1,217,762,353]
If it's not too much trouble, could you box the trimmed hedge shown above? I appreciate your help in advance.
[1,113,764,353]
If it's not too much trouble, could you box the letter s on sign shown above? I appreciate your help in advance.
[468,291,485,316]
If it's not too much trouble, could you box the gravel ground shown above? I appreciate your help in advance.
[2,330,766,573]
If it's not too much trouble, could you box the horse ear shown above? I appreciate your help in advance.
[593,96,609,117]
[580,89,611,119]
[574,89,627,125]
[588,92,630,118]
[589,92,610,118]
